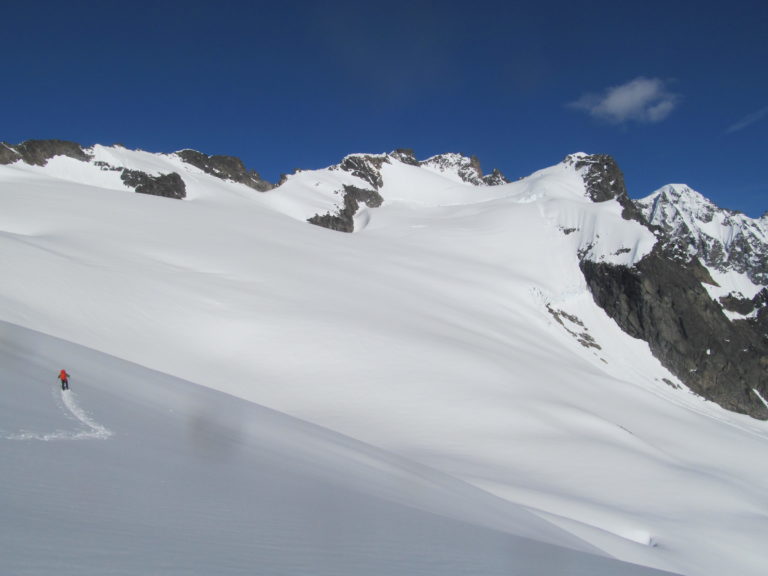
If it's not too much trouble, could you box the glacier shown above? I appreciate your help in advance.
[1,144,767,575]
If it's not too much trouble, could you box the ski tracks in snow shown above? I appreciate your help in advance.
[4,388,112,441]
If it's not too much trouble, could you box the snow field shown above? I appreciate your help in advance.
[1,320,676,576]
[1,148,767,575]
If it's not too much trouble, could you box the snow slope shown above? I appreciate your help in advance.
[1,320,677,575]
[1,146,767,575]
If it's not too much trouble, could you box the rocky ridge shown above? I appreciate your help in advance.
[0,139,277,199]
[566,153,645,222]
[637,184,768,288]
[177,149,273,192]
[308,150,509,232]
[1,139,92,166]
[572,155,768,419]
[420,152,510,186]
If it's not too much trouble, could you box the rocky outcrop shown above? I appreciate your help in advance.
[390,148,420,167]
[177,149,273,191]
[0,139,91,166]
[339,155,386,190]
[308,185,383,232]
[581,246,768,419]
[756,295,768,337]
[483,168,509,186]
[0,143,21,164]
[121,169,186,200]
[719,288,768,317]
[0,140,184,200]
[570,153,626,203]
[421,153,510,186]
[567,153,645,222]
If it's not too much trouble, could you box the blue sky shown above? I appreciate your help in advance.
[2,0,766,216]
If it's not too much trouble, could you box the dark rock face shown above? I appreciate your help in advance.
[571,154,626,203]
[390,148,420,166]
[0,140,91,166]
[756,287,768,310]
[346,184,383,209]
[568,154,645,222]
[339,155,386,190]
[483,168,510,186]
[177,149,272,192]
[719,288,767,317]
[726,289,768,338]
[0,143,22,164]
[719,294,757,315]
[756,301,768,337]
[308,185,383,233]
[581,248,768,419]
[121,169,186,200]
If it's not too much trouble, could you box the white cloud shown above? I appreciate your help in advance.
[726,106,768,133]
[569,77,679,124]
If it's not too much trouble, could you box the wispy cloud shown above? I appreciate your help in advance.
[726,106,768,133]
[569,77,680,125]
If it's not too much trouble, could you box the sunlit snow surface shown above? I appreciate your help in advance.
[1,321,675,576]
[1,148,767,575]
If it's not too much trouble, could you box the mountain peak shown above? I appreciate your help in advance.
[651,183,718,212]
[565,153,627,202]
[637,183,768,287]
[564,152,644,222]
[640,183,750,225]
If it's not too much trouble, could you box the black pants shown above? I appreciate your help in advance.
[61,379,69,390]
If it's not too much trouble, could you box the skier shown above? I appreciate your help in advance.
[58,369,70,391]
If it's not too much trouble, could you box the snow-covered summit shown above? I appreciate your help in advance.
[637,183,768,295]
[271,148,517,232]
[329,149,510,188]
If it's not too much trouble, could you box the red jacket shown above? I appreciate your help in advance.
[59,370,69,380]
